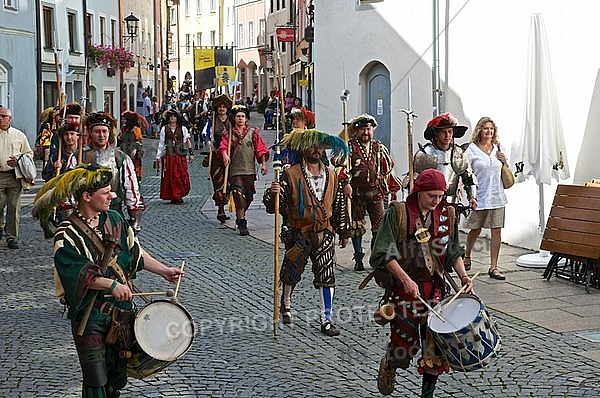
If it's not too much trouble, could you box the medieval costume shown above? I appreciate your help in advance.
[207,94,233,222]
[414,112,477,207]
[369,169,472,397]
[66,112,145,233]
[31,164,183,398]
[43,122,80,181]
[156,109,194,204]
[263,129,350,336]
[218,105,269,235]
[119,111,147,182]
[35,106,57,168]
[343,114,402,271]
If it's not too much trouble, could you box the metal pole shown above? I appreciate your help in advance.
[432,0,440,117]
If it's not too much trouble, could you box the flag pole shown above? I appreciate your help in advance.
[340,65,352,224]
[272,46,287,336]
[401,77,417,191]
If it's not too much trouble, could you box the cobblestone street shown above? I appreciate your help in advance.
[1,121,599,397]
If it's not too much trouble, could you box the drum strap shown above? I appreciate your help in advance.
[68,213,131,290]
[414,215,436,276]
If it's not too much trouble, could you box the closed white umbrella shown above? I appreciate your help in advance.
[511,14,570,267]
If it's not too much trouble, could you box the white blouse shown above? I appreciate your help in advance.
[465,143,508,210]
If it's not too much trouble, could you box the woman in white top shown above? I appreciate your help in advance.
[464,117,508,280]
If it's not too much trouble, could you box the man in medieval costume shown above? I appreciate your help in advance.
[66,112,146,234]
[342,114,402,272]
[263,129,350,336]
[31,164,183,398]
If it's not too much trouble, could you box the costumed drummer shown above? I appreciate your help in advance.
[31,164,183,398]
[369,169,472,397]
[263,129,350,336]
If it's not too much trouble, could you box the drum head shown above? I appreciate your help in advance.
[134,300,194,361]
[428,295,482,334]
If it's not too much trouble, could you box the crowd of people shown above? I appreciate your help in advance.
[0,83,514,397]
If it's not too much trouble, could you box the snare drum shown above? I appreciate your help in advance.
[427,294,501,372]
[127,300,195,379]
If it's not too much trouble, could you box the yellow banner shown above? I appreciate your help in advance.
[216,65,235,87]
[194,48,215,70]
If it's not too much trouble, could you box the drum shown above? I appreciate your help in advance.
[427,294,501,372]
[127,300,195,379]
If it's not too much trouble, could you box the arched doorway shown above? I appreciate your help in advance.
[363,63,391,150]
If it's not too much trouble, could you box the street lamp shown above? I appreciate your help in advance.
[124,13,139,43]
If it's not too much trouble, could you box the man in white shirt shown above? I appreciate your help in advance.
[137,91,153,138]
[0,106,34,249]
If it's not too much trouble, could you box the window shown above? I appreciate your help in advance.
[210,0,216,12]
[67,12,77,52]
[196,0,202,15]
[185,34,190,54]
[210,31,216,46]
[238,24,244,48]
[111,20,116,46]
[86,14,93,45]
[259,19,266,46]
[170,7,177,25]
[196,32,202,47]
[4,0,18,11]
[270,0,273,14]
[42,6,54,49]
[185,0,189,17]
[99,16,105,46]
[248,21,254,47]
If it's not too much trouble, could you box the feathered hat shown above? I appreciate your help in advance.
[230,104,250,120]
[86,112,117,144]
[290,108,316,129]
[55,122,80,143]
[32,164,113,239]
[60,103,83,117]
[347,114,378,137]
[40,107,57,123]
[212,94,233,110]
[424,112,468,140]
[121,110,149,131]
[280,128,349,165]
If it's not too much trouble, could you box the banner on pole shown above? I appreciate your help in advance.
[193,46,234,91]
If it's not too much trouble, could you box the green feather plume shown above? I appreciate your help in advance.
[280,128,349,165]
[32,164,113,239]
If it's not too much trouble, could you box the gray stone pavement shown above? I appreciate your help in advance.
[1,118,599,397]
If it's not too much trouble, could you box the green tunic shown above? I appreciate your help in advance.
[369,204,463,276]
[54,210,144,323]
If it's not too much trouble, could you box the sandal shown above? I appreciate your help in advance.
[488,268,506,280]
[464,256,472,271]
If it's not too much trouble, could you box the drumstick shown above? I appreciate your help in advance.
[172,259,186,302]
[416,295,446,323]
[442,271,481,312]
[103,290,175,298]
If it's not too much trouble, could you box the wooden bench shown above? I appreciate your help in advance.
[541,184,600,292]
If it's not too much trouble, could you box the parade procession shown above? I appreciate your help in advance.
[2,1,600,398]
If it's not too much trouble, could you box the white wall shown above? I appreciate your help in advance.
[315,0,600,250]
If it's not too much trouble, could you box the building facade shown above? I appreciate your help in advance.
[0,1,39,140]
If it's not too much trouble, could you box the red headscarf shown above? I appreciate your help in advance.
[406,169,447,235]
